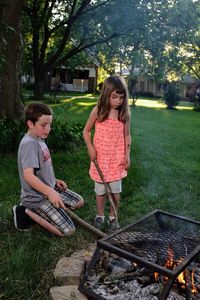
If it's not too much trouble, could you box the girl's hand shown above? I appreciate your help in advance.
[56,179,67,191]
[125,156,131,170]
[88,146,96,162]
[48,189,66,209]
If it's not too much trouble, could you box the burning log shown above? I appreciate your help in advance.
[137,275,151,285]
[184,268,193,300]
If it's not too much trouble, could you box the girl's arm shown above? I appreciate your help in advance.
[124,119,132,170]
[23,168,66,209]
[83,106,98,161]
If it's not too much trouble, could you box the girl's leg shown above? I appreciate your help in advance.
[96,194,106,216]
[30,202,75,236]
[109,193,120,218]
[108,193,121,231]
[93,194,106,229]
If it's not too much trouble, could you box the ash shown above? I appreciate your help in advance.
[87,274,184,300]
[83,250,200,300]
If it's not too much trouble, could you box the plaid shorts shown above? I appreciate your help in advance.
[30,189,83,235]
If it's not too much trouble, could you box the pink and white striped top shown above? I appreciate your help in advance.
[89,118,127,183]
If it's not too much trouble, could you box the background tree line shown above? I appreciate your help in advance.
[0,0,199,120]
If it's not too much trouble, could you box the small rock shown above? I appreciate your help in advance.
[49,285,87,300]
[54,257,84,285]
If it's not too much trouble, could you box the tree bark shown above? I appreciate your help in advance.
[33,69,45,100]
[0,0,24,120]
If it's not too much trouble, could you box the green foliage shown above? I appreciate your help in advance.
[162,85,180,109]
[0,119,25,152]
[97,0,199,82]
[22,82,34,90]
[138,92,155,98]
[0,117,84,153]
[47,119,84,151]
[192,94,200,112]
[97,66,110,90]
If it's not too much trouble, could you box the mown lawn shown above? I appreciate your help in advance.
[0,95,200,299]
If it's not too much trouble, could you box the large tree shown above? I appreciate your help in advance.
[23,0,131,99]
[0,0,24,120]
[97,0,199,83]
[1,0,199,119]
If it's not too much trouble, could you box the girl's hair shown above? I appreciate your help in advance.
[25,102,52,125]
[97,76,130,122]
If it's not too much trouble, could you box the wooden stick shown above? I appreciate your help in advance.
[94,159,120,230]
[64,206,106,238]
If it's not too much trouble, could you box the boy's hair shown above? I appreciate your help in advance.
[25,103,52,126]
[97,76,130,122]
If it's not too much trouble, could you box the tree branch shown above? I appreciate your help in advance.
[46,31,122,71]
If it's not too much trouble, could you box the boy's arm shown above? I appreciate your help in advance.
[23,168,66,209]
[124,119,132,170]
[83,106,97,161]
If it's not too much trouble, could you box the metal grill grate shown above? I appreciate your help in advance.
[79,210,200,300]
[105,211,200,266]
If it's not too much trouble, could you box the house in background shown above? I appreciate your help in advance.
[182,75,200,99]
[23,62,99,93]
[120,67,200,99]
[50,47,100,93]
[51,62,99,93]
[25,46,100,93]
[132,76,166,97]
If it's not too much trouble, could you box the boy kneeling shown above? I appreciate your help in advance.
[13,103,84,236]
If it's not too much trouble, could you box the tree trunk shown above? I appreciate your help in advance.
[33,69,46,99]
[0,0,24,120]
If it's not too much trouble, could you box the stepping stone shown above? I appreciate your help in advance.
[54,243,96,285]
[49,285,87,300]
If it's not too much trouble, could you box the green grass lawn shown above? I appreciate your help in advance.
[0,95,200,299]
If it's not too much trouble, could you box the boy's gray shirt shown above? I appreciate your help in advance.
[18,134,56,208]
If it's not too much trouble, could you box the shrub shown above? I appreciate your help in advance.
[0,118,84,153]
[0,119,25,152]
[162,85,180,109]
[22,82,34,90]
[138,92,155,98]
[47,118,84,151]
[191,90,200,112]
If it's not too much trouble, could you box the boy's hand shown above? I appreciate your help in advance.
[56,179,67,191]
[48,189,66,209]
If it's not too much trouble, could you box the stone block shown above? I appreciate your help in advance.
[49,285,87,300]
[54,257,84,285]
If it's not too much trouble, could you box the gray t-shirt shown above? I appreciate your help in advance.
[18,134,56,208]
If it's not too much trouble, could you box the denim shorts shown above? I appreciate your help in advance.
[94,180,122,196]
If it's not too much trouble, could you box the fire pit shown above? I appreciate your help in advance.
[79,210,200,299]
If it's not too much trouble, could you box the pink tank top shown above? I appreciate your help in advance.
[89,119,127,183]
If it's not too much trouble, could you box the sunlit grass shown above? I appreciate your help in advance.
[53,93,193,111]
[134,99,193,110]
[1,92,200,299]
[76,101,97,106]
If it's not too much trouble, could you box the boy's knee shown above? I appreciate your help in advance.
[71,198,84,209]
[76,198,84,208]
[62,227,76,236]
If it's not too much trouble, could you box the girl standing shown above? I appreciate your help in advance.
[83,76,131,231]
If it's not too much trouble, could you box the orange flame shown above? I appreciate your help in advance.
[154,247,197,295]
